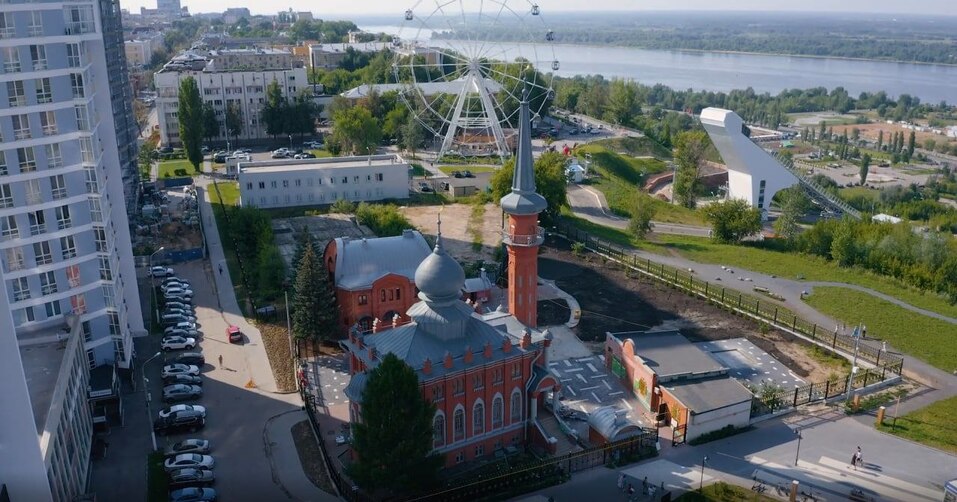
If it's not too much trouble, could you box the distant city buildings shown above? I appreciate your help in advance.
[124,31,165,67]
[222,7,251,24]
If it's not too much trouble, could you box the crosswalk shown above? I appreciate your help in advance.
[749,455,940,501]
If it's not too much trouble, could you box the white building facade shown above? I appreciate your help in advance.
[238,155,410,208]
[123,35,163,67]
[155,54,307,146]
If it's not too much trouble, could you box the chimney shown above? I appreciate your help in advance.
[372,318,381,333]
[520,328,532,349]
[392,313,401,328]
[483,342,493,359]
[502,338,512,353]
[463,346,473,364]
[423,358,432,375]
[443,351,453,369]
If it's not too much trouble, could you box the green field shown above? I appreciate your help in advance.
[438,165,498,174]
[877,396,957,454]
[158,159,196,178]
[803,287,957,372]
[209,181,240,206]
[674,482,775,501]
[309,149,334,158]
[584,136,673,159]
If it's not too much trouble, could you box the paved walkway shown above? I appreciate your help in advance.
[196,179,279,393]
[264,410,340,502]
[567,184,713,238]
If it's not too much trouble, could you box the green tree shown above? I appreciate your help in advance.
[348,353,443,494]
[490,151,568,222]
[906,130,916,160]
[291,243,338,342]
[628,192,657,239]
[830,219,857,267]
[402,114,424,159]
[177,76,205,171]
[703,199,762,243]
[773,187,809,242]
[877,130,884,151]
[330,106,381,155]
[262,79,286,140]
[859,153,871,185]
[202,102,219,143]
[673,130,709,209]
[225,102,243,146]
[606,79,639,126]
[256,243,286,302]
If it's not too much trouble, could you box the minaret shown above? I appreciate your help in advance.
[500,93,548,327]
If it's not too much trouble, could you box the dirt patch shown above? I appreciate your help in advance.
[540,237,842,380]
[258,323,297,392]
[400,203,502,262]
[833,123,956,147]
[156,221,204,248]
[290,420,336,494]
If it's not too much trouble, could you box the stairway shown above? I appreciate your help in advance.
[768,150,862,220]
[537,414,582,456]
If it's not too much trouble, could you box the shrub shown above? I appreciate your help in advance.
[329,199,356,214]
[687,425,753,445]
[355,203,413,237]
[571,242,586,256]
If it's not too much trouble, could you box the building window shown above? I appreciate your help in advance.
[510,389,522,423]
[512,362,522,379]
[0,183,12,208]
[55,205,71,230]
[473,401,485,435]
[433,413,445,448]
[70,73,86,98]
[12,277,30,301]
[66,43,82,67]
[492,395,503,429]
[33,241,52,265]
[50,174,67,199]
[7,81,25,107]
[88,197,102,222]
[455,452,464,464]
[473,374,484,390]
[13,114,31,140]
[258,182,265,189]
[432,384,444,402]
[295,179,301,187]
[358,295,368,305]
[270,181,277,188]
[28,210,45,236]
[30,45,48,71]
[341,176,348,184]
[0,13,13,38]
[282,180,289,188]
[452,378,464,396]
[40,271,57,295]
[18,148,37,173]
[4,246,24,272]
[453,408,465,442]
[75,105,90,130]
[395,288,401,300]
[70,294,87,315]
[67,265,81,288]
[98,256,112,281]
[45,300,61,318]
[1,215,19,239]
[27,11,43,36]
[113,336,126,362]
[2,47,21,73]
[246,182,253,190]
[353,176,360,184]
[474,444,484,457]
[107,311,120,335]
[14,306,35,324]
[0,151,7,176]
[375,173,384,182]
[60,235,76,259]
[40,112,58,136]
[93,227,107,252]
[493,368,503,385]
[380,289,386,302]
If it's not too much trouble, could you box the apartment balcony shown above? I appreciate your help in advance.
[502,226,545,247]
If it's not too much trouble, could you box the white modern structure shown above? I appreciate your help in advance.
[700,108,861,219]
[237,155,411,208]
[155,50,308,146]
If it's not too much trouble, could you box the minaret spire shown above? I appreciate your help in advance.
[500,91,547,215]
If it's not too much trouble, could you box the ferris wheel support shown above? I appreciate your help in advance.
[439,68,510,159]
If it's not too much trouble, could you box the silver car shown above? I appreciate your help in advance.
[164,454,215,472]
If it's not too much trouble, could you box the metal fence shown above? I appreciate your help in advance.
[553,221,904,374]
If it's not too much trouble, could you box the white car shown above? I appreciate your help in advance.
[159,404,207,419]
[162,336,197,351]
[165,328,201,338]
[161,281,191,292]
[165,294,194,304]
[162,364,201,378]
[150,266,174,278]
[164,454,215,472]
[162,277,189,286]
[164,287,194,297]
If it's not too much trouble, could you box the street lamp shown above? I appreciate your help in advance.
[794,429,803,466]
[845,324,862,405]
[143,351,163,451]
[149,247,165,334]
[699,455,709,492]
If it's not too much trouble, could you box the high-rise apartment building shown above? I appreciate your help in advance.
[0,1,145,500]
[156,0,181,17]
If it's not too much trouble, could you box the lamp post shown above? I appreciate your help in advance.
[845,324,862,405]
[148,247,165,333]
[699,455,709,492]
[143,351,163,451]
[794,429,803,466]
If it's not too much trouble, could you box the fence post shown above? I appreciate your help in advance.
[832,331,839,348]
[882,365,887,380]
[792,315,797,331]
[875,350,881,366]
[755,300,759,314]
[793,387,799,407]
[704,282,709,297]
[721,288,726,303]
[811,324,817,340]
[689,276,694,290]
[737,294,743,308]
[674,268,679,282]
[773,308,778,324]
[824,380,830,398]
[633,254,638,267]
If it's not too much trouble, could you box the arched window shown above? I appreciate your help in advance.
[510,389,522,423]
[453,406,465,442]
[492,394,503,429]
[432,412,446,448]
[357,316,373,332]
[473,400,485,435]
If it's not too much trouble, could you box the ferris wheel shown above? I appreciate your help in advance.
[393,0,557,160]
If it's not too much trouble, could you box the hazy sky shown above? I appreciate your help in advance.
[127,0,957,17]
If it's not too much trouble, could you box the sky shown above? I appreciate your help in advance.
[127,0,957,17]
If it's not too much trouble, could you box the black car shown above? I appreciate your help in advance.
[463,170,475,178]
[174,352,206,366]
[163,374,203,386]
[451,170,464,178]
[153,415,205,436]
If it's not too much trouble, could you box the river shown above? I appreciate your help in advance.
[361,24,957,104]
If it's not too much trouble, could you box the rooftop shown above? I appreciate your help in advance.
[20,336,71,434]
[661,376,753,414]
[341,79,503,99]
[611,329,726,381]
[238,154,407,174]
[332,230,432,290]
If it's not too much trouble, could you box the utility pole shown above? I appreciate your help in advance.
[143,351,163,451]
[699,455,709,492]
[794,429,803,466]
[845,324,862,405]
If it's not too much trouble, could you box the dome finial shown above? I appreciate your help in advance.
[434,208,444,252]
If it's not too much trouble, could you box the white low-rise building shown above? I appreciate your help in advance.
[238,155,411,208]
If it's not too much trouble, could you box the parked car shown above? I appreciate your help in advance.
[169,487,217,502]
[163,300,192,310]
[463,170,475,178]
[165,439,211,457]
[165,293,194,303]
[164,287,194,297]
[254,305,277,318]
[161,316,196,328]
[162,309,195,319]
[150,266,174,278]
[226,325,242,344]
[159,404,207,420]
[418,182,433,193]
[294,152,316,159]
[162,364,201,378]
[168,469,215,490]
[173,352,206,366]
[153,415,204,436]
[451,170,464,178]
[439,181,450,191]
[163,374,203,387]
[164,328,201,339]
[271,148,290,159]
[161,281,191,291]
[164,384,203,403]
[164,454,215,472]
[162,336,197,352]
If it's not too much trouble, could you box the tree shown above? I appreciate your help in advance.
[490,151,568,222]
[256,243,286,302]
[330,106,381,155]
[672,130,709,209]
[225,102,243,145]
[348,353,443,494]
[773,187,809,242]
[876,130,884,151]
[703,199,762,243]
[402,114,424,159]
[859,153,871,185]
[628,192,657,239]
[177,76,205,171]
[906,130,916,160]
[830,219,858,267]
[262,79,286,139]
[201,102,219,143]
[606,79,639,126]
[291,243,338,342]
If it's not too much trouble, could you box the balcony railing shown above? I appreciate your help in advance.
[502,226,545,247]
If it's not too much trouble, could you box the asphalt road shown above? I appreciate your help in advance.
[566,183,713,238]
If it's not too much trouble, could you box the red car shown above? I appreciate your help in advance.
[226,325,242,344]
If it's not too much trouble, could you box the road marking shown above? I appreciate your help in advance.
[591,391,601,402]
[576,374,588,383]
[564,367,584,373]
[563,360,572,367]
[619,399,633,410]
[550,369,562,378]
[586,363,598,373]
[609,391,623,396]
[579,385,600,391]
[603,380,612,390]
[566,387,577,396]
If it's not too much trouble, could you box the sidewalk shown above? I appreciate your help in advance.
[196,181,279,393]
[264,410,340,502]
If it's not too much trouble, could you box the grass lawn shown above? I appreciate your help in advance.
[583,136,673,159]
[839,187,879,203]
[438,165,498,174]
[209,181,240,206]
[803,287,957,372]
[558,210,669,254]
[158,159,197,178]
[646,234,957,320]
[877,395,957,454]
[410,163,427,177]
[147,451,168,502]
[674,482,775,501]
[308,149,334,158]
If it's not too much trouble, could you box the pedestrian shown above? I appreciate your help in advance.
[626,483,634,499]
[218,264,223,275]
[856,446,863,468]
[617,473,625,492]
[642,476,649,494]
[218,354,223,368]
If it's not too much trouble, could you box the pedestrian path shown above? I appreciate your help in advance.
[264,410,339,502]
